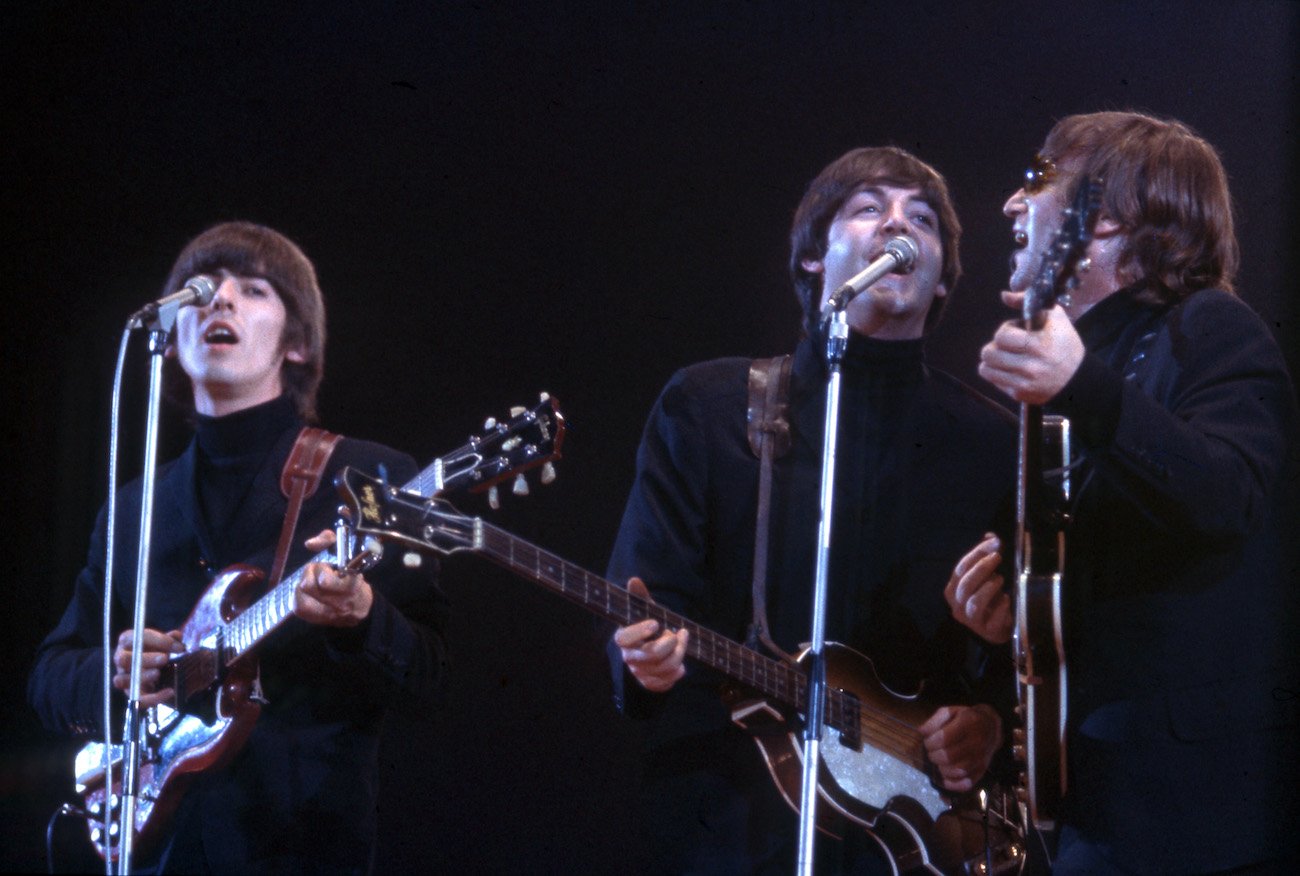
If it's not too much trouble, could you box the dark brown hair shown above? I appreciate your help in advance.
[162,221,327,421]
[1041,111,1238,302]
[789,146,962,332]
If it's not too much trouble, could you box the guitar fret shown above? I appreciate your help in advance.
[468,518,874,742]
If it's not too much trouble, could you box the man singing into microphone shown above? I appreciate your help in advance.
[606,147,1017,873]
[28,221,449,873]
[949,111,1298,871]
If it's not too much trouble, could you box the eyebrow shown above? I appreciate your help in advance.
[855,186,936,211]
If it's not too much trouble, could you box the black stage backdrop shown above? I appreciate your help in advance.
[2,2,1296,872]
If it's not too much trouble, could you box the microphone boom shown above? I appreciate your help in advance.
[825,237,919,313]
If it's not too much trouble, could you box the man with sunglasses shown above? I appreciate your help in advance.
[949,111,1297,871]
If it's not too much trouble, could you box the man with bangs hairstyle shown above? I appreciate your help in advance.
[607,147,1017,873]
[29,221,449,874]
[953,111,1298,871]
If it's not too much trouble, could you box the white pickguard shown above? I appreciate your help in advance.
[731,699,947,821]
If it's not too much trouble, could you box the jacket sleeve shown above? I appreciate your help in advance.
[605,369,720,718]
[28,504,116,737]
[317,446,450,715]
[1053,292,1295,541]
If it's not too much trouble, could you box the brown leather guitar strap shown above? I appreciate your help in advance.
[268,427,343,588]
[746,354,797,666]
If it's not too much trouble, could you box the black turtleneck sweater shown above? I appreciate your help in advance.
[193,394,301,562]
[30,395,448,874]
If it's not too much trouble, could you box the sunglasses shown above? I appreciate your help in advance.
[1022,154,1057,194]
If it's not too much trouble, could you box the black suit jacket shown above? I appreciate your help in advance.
[29,406,448,873]
[1049,287,1298,870]
[607,332,1015,792]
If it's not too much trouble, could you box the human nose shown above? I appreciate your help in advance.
[1003,189,1027,217]
[879,201,913,236]
[209,276,238,310]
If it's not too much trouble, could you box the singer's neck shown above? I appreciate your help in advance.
[192,375,288,418]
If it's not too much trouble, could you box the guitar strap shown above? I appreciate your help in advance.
[746,354,797,666]
[268,427,343,588]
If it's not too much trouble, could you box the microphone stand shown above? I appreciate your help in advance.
[795,305,850,875]
[117,300,184,875]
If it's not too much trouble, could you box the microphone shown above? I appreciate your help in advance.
[824,236,919,313]
[128,275,217,329]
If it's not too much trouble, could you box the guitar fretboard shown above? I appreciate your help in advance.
[218,464,442,663]
[208,408,558,665]
[471,522,870,738]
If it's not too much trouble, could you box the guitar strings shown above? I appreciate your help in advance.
[475,524,927,768]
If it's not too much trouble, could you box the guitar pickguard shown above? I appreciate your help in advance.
[821,726,946,821]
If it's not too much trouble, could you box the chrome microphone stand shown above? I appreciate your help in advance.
[116,301,184,875]
[794,304,851,876]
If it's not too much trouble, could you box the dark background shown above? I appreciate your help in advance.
[3,2,1295,872]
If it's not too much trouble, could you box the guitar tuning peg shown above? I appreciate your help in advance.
[513,473,529,496]
[541,461,556,484]
[488,485,500,510]
[510,406,525,417]
[483,417,498,430]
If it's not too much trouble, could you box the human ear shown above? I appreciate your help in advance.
[1092,213,1123,239]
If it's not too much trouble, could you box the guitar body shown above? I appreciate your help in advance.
[73,397,565,861]
[1010,176,1097,830]
[80,566,266,861]
[1015,566,1065,829]
[341,472,1025,874]
[730,644,1024,875]
[1013,411,1071,830]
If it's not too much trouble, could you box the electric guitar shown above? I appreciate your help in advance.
[337,475,1027,875]
[1012,178,1099,830]
[73,396,565,861]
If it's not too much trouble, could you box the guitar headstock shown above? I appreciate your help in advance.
[436,393,565,504]
[336,480,479,558]
[332,393,563,559]
[1023,177,1102,329]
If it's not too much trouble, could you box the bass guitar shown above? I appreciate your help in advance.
[73,396,565,861]
[1012,178,1099,830]
[338,474,1027,875]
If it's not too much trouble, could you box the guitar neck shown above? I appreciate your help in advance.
[469,521,859,735]
[219,457,450,663]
